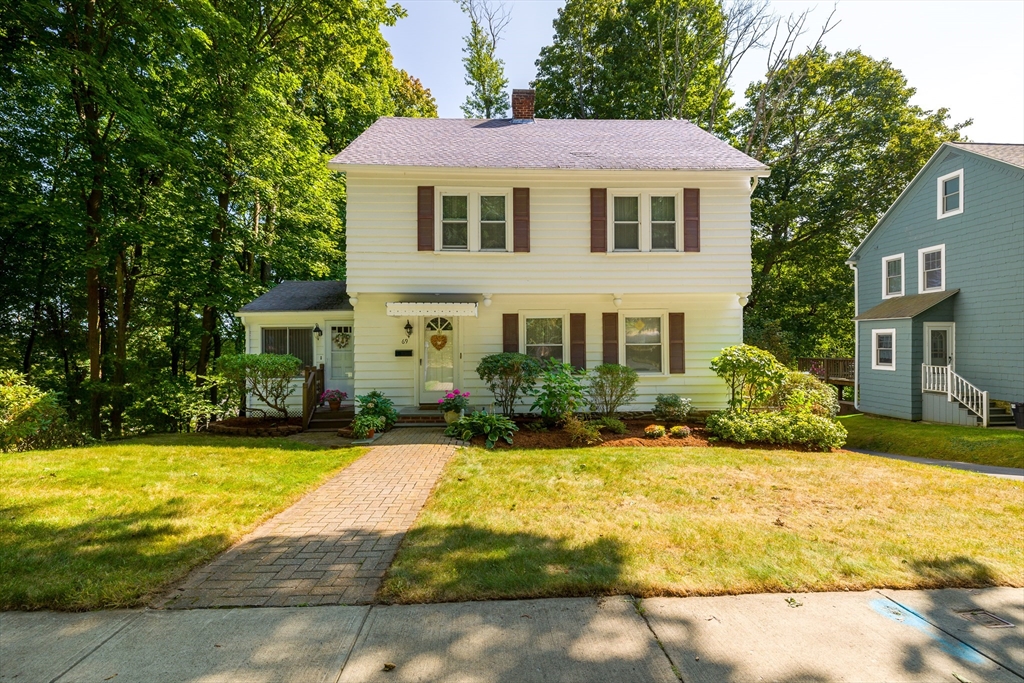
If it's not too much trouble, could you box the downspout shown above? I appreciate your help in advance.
[848,263,860,411]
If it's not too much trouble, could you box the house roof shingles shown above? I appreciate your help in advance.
[946,142,1024,169]
[854,289,959,321]
[239,281,351,312]
[329,118,768,172]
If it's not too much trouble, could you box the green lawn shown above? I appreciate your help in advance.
[381,445,1024,603]
[840,414,1024,469]
[0,435,365,610]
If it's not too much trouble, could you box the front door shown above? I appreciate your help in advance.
[925,323,955,369]
[326,321,355,401]
[421,316,457,404]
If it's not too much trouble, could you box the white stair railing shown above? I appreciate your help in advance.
[922,364,989,426]
[921,364,948,393]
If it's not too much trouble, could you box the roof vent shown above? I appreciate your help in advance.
[511,89,535,123]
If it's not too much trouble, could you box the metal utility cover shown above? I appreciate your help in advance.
[956,609,1015,628]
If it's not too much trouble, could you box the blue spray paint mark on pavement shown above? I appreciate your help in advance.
[870,598,985,665]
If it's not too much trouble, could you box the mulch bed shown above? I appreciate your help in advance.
[472,419,711,449]
[208,416,303,437]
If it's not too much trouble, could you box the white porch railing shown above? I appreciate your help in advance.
[921,364,989,427]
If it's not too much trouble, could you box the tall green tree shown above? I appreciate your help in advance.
[735,48,969,359]
[534,0,759,131]
[458,0,510,118]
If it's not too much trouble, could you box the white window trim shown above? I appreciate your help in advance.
[520,311,569,364]
[881,253,904,299]
[607,191,683,253]
[871,328,896,371]
[936,169,964,219]
[435,188,513,253]
[917,244,946,294]
[618,310,669,376]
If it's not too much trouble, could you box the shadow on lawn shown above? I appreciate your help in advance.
[380,524,627,603]
[0,498,230,610]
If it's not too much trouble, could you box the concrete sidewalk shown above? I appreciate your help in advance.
[4,588,1022,682]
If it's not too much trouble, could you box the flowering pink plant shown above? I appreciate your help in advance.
[320,389,347,404]
[437,388,471,413]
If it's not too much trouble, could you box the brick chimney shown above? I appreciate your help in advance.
[511,89,535,122]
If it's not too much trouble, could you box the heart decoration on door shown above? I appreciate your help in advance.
[430,334,448,351]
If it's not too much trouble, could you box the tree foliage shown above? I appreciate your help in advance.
[0,0,435,438]
[458,0,511,118]
[736,48,969,359]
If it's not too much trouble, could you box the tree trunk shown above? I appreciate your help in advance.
[170,300,181,377]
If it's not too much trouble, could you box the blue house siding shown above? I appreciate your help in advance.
[852,145,1024,417]
[858,320,913,420]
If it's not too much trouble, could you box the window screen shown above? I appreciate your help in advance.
[262,327,313,369]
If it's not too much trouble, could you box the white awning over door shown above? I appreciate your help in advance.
[385,302,479,317]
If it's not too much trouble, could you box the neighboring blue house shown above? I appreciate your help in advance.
[847,142,1023,427]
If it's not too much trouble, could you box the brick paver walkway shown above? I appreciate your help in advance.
[159,428,459,609]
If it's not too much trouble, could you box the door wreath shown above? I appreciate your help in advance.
[430,334,448,351]
[333,332,351,348]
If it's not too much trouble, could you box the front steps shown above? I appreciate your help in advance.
[306,406,353,432]
[987,402,1017,428]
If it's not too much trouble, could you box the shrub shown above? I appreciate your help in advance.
[126,375,224,434]
[444,411,518,449]
[709,344,788,411]
[652,394,692,422]
[705,410,846,451]
[437,388,471,414]
[564,413,603,445]
[356,390,399,430]
[589,416,627,434]
[531,362,587,425]
[587,364,639,416]
[0,370,82,452]
[644,424,666,438]
[476,353,543,417]
[772,371,839,417]
[219,354,302,417]
[669,425,691,439]
[352,414,385,439]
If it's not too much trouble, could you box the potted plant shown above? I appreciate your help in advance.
[437,389,471,424]
[352,414,385,440]
[321,389,347,411]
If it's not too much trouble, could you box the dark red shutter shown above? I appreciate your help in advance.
[683,188,700,253]
[602,312,618,364]
[503,314,519,353]
[569,313,586,371]
[590,188,607,253]
[513,188,530,252]
[669,313,685,373]
[418,186,434,251]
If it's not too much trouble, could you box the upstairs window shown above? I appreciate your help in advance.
[479,195,507,250]
[650,196,677,250]
[918,244,945,293]
[437,189,512,252]
[609,192,685,252]
[882,254,904,298]
[613,196,640,251]
[262,327,313,369]
[441,195,469,250]
[937,169,964,218]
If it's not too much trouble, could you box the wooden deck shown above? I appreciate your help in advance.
[799,357,855,400]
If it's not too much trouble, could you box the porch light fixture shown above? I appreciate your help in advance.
[313,323,323,340]
[404,320,414,338]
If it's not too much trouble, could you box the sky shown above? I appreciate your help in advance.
[383,0,1024,143]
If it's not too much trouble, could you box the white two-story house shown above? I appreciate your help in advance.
[236,90,768,418]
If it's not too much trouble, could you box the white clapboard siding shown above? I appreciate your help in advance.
[345,168,753,295]
[236,311,353,416]
[353,292,740,412]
